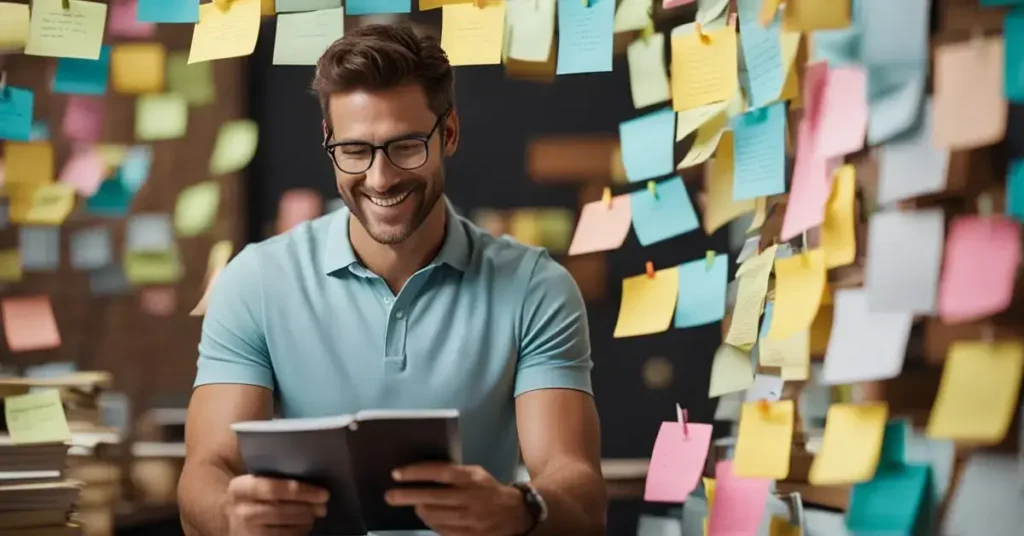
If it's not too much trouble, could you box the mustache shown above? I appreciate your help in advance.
[359,182,423,197]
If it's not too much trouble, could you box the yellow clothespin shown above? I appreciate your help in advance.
[695,22,711,44]
[213,0,232,12]
[601,187,612,208]
[474,0,486,8]
[758,399,771,418]
[645,261,656,279]
[758,0,781,26]
[705,250,715,271]
[676,403,689,438]
[647,180,658,200]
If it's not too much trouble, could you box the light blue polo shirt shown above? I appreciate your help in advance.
[195,199,593,490]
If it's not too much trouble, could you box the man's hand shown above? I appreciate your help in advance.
[386,462,532,536]
[224,474,330,536]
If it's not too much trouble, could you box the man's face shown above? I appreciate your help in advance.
[325,84,455,245]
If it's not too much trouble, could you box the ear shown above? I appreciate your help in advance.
[443,107,460,157]
[322,120,329,141]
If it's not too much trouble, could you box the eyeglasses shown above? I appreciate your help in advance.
[322,107,451,175]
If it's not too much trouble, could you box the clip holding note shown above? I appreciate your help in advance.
[647,180,658,200]
[474,0,486,7]
[213,0,232,12]
[61,0,70,10]
[705,250,715,270]
[581,0,590,7]
[695,22,711,44]
[676,404,689,437]
[758,399,771,418]
[641,20,655,44]
[601,187,612,208]
[645,261,655,279]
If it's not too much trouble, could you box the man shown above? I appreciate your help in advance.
[177,24,606,536]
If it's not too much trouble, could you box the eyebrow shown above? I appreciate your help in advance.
[330,131,431,146]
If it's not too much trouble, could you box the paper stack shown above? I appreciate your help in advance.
[0,372,114,433]
[0,437,83,534]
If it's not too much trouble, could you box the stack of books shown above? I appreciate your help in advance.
[0,372,113,433]
[0,437,83,534]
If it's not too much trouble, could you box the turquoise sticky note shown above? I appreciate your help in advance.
[121,146,154,193]
[0,87,34,142]
[759,301,774,340]
[53,46,111,95]
[619,107,676,183]
[732,102,786,201]
[1006,9,1024,102]
[737,0,783,107]
[276,0,341,12]
[86,175,133,217]
[30,121,49,141]
[846,464,930,534]
[1008,159,1024,221]
[629,177,699,246]
[556,0,614,75]
[813,27,862,67]
[346,0,410,14]
[867,65,926,145]
[879,418,909,468]
[674,254,728,328]
[982,0,1024,5]
[138,0,199,22]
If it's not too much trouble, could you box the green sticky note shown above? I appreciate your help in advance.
[124,249,183,285]
[135,94,188,141]
[175,181,221,237]
[210,119,258,175]
[4,389,72,445]
[166,51,215,106]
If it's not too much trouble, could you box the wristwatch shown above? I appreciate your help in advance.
[510,482,548,535]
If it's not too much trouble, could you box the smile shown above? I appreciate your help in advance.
[366,191,411,207]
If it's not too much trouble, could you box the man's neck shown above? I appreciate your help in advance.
[349,200,447,294]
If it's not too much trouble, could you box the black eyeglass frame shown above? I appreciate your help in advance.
[322,106,452,175]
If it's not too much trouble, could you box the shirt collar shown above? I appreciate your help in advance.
[323,197,470,276]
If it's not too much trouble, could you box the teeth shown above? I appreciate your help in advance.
[367,191,410,207]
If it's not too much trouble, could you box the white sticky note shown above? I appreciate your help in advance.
[126,213,173,251]
[637,514,683,536]
[865,208,945,314]
[877,100,949,204]
[745,374,784,402]
[627,33,671,109]
[507,0,555,62]
[823,288,913,385]
[859,0,930,67]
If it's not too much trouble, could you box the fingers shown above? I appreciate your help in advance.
[413,504,473,534]
[393,463,491,486]
[385,487,474,507]
[233,501,325,527]
[230,475,330,504]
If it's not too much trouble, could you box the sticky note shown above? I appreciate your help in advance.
[138,0,199,22]
[938,216,1022,323]
[823,288,913,385]
[125,250,184,284]
[441,2,506,66]
[811,25,860,68]
[62,96,104,142]
[210,119,259,174]
[703,132,755,233]
[277,189,323,233]
[859,0,930,67]
[136,94,188,141]
[676,101,730,142]
[24,184,75,225]
[933,37,1007,150]
[778,30,802,105]
[629,177,700,246]
[19,226,60,272]
[815,65,867,158]
[708,343,754,397]
[637,515,684,536]
[878,100,948,204]
[111,43,166,94]
[671,26,738,111]
[188,0,261,64]
[645,421,714,502]
[5,142,54,186]
[613,265,680,338]
[141,287,176,316]
[127,213,174,252]
[86,177,132,217]
[696,0,730,24]
[736,0,784,108]
[567,195,632,256]
[867,66,926,145]
[677,112,728,169]
[1,296,62,353]
[846,464,931,534]
[95,144,127,169]
[865,208,944,314]
[175,181,220,236]
[167,51,216,106]
[1008,159,1024,222]
[614,0,652,33]
[745,374,783,402]
[70,226,113,270]
[674,254,727,328]
[0,250,22,283]
[556,0,615,75]
[108,0,156,38]
[1007,9,1024,102]
[25,0,107,60]
[733,400,794,479]
[620,108,676,182]
[121,145,154,192]
[768,249,825,341]
[346,0,410,14]
[90,265,131,295]
[706,460,771,536]
[4,389,71,444]
[0,87,33,142]
[821,164,855,268]
[725,244,777,350]
[58,149,105,198]
[782,0,850,31]
[0,3,30,49]
[731,103,786,200]
[809,403,889,485]
[276,0,340,12]
[29,121,49,141]
[627,33,671,109]
[273,7,344,65]
[780,122,830,240]
[507,0,556,63]
[52,45,110,95]
[191,240,234,316]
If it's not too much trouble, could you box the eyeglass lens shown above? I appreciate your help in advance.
[331,138,428,174]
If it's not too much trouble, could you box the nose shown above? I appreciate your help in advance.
[363,148,403,193]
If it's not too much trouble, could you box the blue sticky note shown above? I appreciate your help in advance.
[732,102,786,200]
[1006,9,1024,102]
[759,302,774,340]
[859,0,929,67]
[619,107,676,183]
[1007,159,1024,221]
[346,0,410,14]
[629,177,699,246]
[276,0,341,12]
[53,46,111,95]
[0,87,34,142]
[19,226,61,272]
[846,464,930,534]
[30,121,49,141]
[737,0,784,108]
[867,66,926,145]
[674,254,728,328]
[982,0,1024,5]
[86,175,133,217]
[556,0,614,75]
[138,0,199,23]
[121,146,154,193]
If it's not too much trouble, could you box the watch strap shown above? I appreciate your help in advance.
[511,482,547,535]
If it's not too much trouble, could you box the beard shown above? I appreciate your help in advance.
[341,169,444,245]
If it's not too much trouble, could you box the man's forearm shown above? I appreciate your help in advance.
[178,461,234,536]
[529,461,606,535]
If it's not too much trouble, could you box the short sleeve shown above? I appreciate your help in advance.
[514,252,594,397]
[194,245,275,390]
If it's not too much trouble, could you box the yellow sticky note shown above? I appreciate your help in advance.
[748,196,767,232]
[125,250,184,285]
[5,183,37,224]
[95,144,128,168]
[733,400,794,479]
[613,266,680,338]
[761,329,810,375]
[191,240,234,317]
[702,477,715,536]
[770,516,802,536]
[708,343,754,397]
[420,0,473,9]
[4,142,54,186]
[678,112,728,169]
[822,164,856,268]
[703,131,755,234]
[111,43,166,94]
[210,119,259,175]
[24,0,106,60]
[671,26,738,111]
[4,389,72,445]
[778,30,802,105]
[175,181,221,237]
[725,244,777,350]
[136,94,188,141]
[809,402,888,485]
[676,100,731,142]
[927,341,1024,445]
[0,2,30,49]
[441,1,506,66]
[167,51,216,106]
[627,33,671,109]
[188,0,261,64]
[0,250,22,283]
[24,184,75,225]
[261,0,275,15]
[510,210,541,247]
[783,0,850,31]
[768,249,825,341]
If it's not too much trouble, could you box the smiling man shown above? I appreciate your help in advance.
[177,24,606,536]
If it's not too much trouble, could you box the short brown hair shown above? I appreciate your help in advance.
[312,24,454,121]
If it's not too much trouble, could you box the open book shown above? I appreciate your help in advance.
[232,409,461,536]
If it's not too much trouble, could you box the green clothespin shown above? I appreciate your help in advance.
[581,0,589,7]
[705,250,715,271]
[647,180,658,200]
[641,20,655,43]
[61,0,70,9]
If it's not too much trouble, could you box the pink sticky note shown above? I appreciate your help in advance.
[59,149,108,196]
[567,195,632,256]
[707,460,772,536]
[277,189,324,234]
[644,421,713,503]
[1,296,62,353]
[108,0,156,38]
[780,121,831,240]
[663,0,696,7]
[938,216,1022,324]
[141,287,176,316]
[802,62,830,134]
[815,66,868,158]
[63,96,104,142]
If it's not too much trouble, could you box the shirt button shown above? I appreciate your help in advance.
[384,297,392,305]
[395,310,405,319]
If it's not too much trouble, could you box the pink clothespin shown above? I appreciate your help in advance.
[676,403,689,437]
